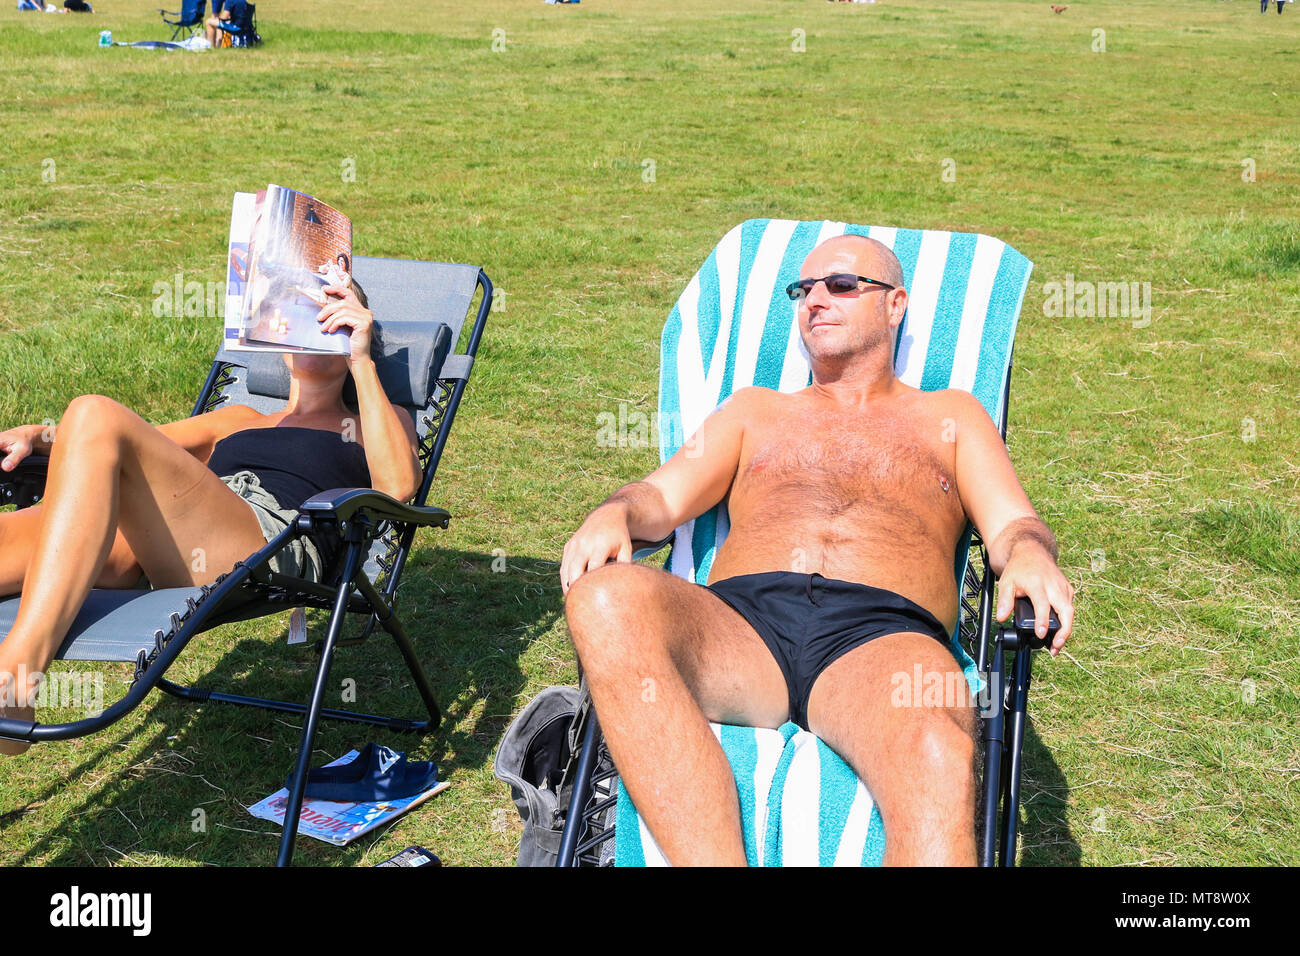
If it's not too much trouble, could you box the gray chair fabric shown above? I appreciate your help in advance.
[0,587,205,663]
[239,322,451,411]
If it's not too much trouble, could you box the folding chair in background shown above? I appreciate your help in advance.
[551,219,1059,866]
[158,0,206,40]
[0,257,491,866]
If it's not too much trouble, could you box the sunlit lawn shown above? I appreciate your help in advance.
[0,0,1297,865]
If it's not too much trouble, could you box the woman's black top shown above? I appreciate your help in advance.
[208,426,373,568]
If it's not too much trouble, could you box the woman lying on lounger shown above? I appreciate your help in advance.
[0,282,421,754]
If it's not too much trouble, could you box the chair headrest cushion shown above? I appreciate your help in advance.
[243,319,452,409]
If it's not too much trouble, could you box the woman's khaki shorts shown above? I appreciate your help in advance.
[220,470,325,583]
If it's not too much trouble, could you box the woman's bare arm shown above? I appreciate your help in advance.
[0,423,53,469]
[348,361,421,501]
[316,285,421,502]
[2,402,262,471]
[154,404,266,464]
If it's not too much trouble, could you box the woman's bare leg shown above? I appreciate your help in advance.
[1,477,145,755]
[0,394,269,754]
[1,506,144,596]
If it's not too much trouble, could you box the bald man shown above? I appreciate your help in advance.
[561,235,1075,866]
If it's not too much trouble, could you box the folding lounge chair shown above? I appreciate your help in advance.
[158,0,206,41]
[0,256,491,866]
[552,219,1059,867]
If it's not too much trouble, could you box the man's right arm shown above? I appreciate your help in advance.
[560,388,756,593]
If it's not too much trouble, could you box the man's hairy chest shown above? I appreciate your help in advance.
[730,403,964,526]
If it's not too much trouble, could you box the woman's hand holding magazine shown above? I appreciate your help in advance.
[317,284,375,365]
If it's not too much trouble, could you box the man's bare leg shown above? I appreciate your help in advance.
[806,632,978,866]
[0,394,268,754]
[564,562,788,865]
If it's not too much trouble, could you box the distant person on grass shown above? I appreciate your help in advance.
[206,0,250,45]
[561,234,1076,866]
[0,282,419,755]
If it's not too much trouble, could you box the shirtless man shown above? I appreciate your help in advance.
[560,234,1075,866]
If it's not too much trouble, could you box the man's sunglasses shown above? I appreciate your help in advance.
[786,274,897,301]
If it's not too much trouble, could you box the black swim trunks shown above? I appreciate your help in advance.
[707,571,953,730]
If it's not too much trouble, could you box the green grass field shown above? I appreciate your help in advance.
[1,0,1297,866]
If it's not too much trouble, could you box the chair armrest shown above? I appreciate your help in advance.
[631,534,674,561]
[0,456,49,509]
[297,487,450,530]
[1009,595,1061,650]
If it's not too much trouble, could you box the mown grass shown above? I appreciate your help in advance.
[1,0,1297,866]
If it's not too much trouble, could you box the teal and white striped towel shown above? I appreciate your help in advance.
[614,219,1032,866]
[615,722,886,866]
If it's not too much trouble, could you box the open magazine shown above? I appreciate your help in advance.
[247,749,450,846]
[224,185,354,354]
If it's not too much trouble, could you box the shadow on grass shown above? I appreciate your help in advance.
[4,549,562,866]
[5,554,1080,866]
[1014,715,1081,866]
